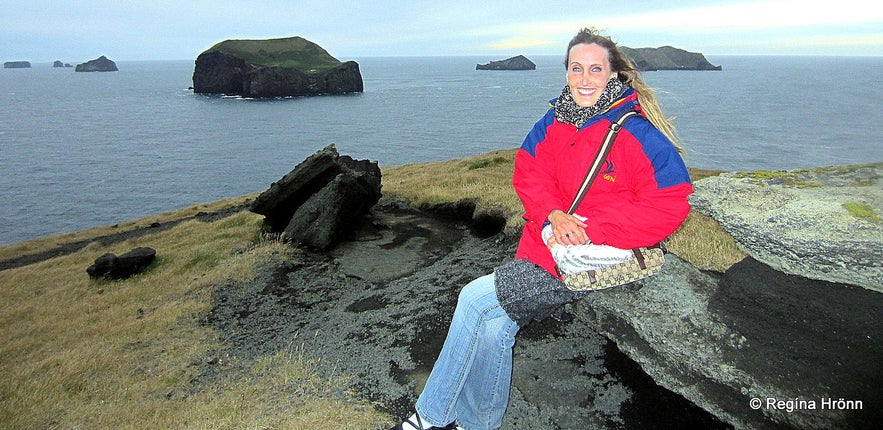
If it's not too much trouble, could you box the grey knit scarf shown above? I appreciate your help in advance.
[554,78,630,128]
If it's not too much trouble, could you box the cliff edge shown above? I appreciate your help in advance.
[192,36,363,98]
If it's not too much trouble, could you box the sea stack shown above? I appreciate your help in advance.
[75,56,119,72]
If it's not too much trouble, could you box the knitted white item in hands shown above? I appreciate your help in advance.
[542,218,633,274]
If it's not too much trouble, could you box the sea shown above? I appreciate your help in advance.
[1,55,882,246]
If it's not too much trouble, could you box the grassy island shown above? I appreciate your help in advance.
[205,36,344,72]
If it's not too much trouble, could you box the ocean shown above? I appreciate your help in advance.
[1,55,881,245]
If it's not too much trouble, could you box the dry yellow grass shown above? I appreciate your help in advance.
[382,149,745,272]
[0,211,386,429]
[0,195,257,263]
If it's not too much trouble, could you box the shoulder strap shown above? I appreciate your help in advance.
[566,110,640,215]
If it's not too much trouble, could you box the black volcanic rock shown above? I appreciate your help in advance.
[75,56,118,72]
[4,61,31,69]
[621,46,721,71]
[476,55,536,70]
[192,36,363,98]
[87,247,156,279]
[250,144,381,250]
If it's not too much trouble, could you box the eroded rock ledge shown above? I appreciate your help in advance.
[690,163,882,292]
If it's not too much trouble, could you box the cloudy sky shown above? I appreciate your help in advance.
[2,0,881,62]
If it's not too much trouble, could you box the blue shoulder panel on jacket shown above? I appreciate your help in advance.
[623,118,692,188]
[520,108,556,157]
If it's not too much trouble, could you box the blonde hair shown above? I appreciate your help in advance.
[566,27,683,154]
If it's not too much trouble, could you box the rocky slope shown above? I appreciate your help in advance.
[202,163,882,429]
[3,160,877,428]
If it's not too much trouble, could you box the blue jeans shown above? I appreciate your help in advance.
[415,273,521,430]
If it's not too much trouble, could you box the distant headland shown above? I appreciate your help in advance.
[191,36,363,98]
[620,45,721,71]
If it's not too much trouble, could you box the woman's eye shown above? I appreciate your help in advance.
[571,66,582,73]
[591,66,602,72]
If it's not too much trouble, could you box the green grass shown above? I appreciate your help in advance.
[207,36,343,71]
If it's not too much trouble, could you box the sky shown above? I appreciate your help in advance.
[2,0,881,63]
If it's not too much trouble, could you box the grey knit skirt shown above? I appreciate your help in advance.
[493,259,589,327]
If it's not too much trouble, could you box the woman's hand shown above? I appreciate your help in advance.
[547,210,589,246]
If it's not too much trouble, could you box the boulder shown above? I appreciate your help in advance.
[620,46,721,71]
[192,36,363,98]
[689,163,883,292]
[4,61,31,69]
[575,254,882,429]
[476,55,536,70]
[250,145,381,250]
[86,247,156,279]
[53,60,64,68]
[75,55,118,72]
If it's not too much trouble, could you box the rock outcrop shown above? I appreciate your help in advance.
[476,55,536,70]
[575,254,882,429]
[86,247,156,279]
[249,145,381,250]
[573,162,883,429]
[4,61,31,69]
[621,46,721,71]
[53,60,64,67]
[192,36,363,98]
[75,56,118,72]
[690,163,883,292]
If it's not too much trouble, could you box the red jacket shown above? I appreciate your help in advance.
[513,89,693,277]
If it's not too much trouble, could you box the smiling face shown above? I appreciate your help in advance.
[566,43,616,107]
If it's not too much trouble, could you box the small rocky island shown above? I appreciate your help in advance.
[53,60,73,68]
[4,61,31,69]
[476,55,536,70]
[621,45,721,71]
[192,36,363,98]
[75,56,118,72]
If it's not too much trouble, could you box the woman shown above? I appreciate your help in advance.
[390,27,692,430]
